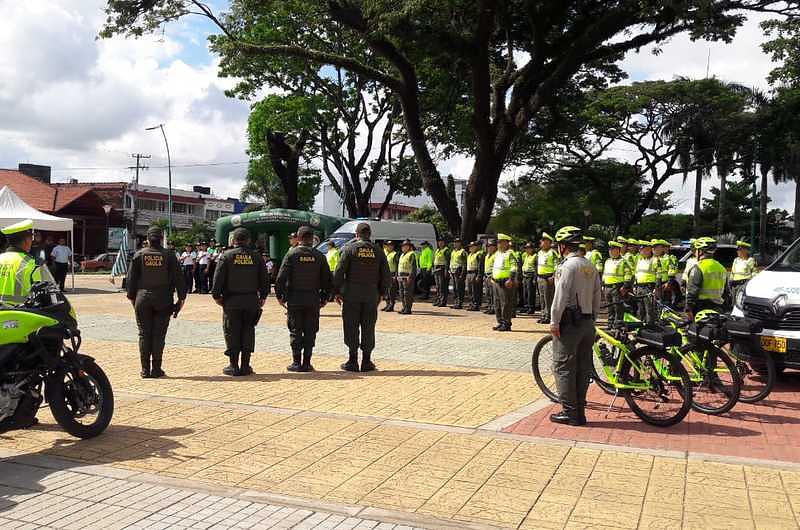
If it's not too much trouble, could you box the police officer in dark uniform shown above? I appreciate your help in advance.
[274,226,332,372]
[334,222,391,372]
[212,228,269,376]
[126,226,186,378]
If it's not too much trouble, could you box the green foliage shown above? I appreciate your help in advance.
[628,215,694,241]
[404,205,447,239]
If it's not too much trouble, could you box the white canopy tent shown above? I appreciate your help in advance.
[0,185,76,289]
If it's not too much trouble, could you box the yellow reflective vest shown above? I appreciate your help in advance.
[588,249,603,273]
[522,253,537,274]
[450,248,466,271]
[385,250,397,273]
[398,251,416,275]
[326,247,340,272]
[537,249,558,275]
[697,258,727,303]
[484,251,496,276]
[434,247,449,267]
[602,257,629,286]
[492,250,517,281]
[635,256,660,285]
[0,250,43,306]
[731,257,756,281]
[466,251,481,272]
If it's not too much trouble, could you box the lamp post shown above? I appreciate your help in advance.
[102,204,112,252]
[146,123,172,239]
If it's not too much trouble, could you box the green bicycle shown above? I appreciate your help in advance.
[532,303,692,427]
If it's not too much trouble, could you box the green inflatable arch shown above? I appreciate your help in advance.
[215,208,350,263]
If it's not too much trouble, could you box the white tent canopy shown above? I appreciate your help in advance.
[0,186,73,231]
[0,185,75,289]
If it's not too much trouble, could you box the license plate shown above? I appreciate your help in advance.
[760,336,787,353]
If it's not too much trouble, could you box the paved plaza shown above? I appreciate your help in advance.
[2,276,800,529]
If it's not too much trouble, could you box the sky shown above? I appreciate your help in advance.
[0,2,793,214]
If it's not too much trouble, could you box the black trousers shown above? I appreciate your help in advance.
[182,265,194,293]
[195,265,208,293]
[451,269,465,305]
[522,274,537,311]
[287,305,321,352]
[467,272,482,308]
[342,300,378,355]
[135,298,172,370]
[223,306,261,357]
[54,262,68,291]
[434,267,449,305]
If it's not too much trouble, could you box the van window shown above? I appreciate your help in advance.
[772,240,800,271]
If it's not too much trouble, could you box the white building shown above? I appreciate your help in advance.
[314,178,468,220]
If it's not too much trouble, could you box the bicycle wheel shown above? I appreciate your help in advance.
[591,336,617,396]
[622,348,692,427]
[532,334,558,402]
[687,346,741,415]
[721,339,775,404]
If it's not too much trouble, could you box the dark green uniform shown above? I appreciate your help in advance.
[126,245,186,377]
[274,244,332,371]
[334,236,391,371]
[212,244,269,375]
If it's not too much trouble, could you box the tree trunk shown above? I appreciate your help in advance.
[795,177,800,241]
[759,166,768,250]
[693,168,703,235]
[378,185,396,219]
[717,169,727,234]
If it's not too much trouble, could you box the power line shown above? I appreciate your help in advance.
[50,161,248,171]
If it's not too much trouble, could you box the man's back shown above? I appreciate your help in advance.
[0,248,40,306]
[276,245,332,306]
[335,238,389,303]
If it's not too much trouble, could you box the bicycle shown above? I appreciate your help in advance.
[656,302,741,415]
[532,304,693,427]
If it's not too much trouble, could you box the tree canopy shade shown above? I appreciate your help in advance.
[101,0,800,241]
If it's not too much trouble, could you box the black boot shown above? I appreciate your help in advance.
[240,352,254,376]
[223,352,240,376]
[341,351,359,372]
[300,348,314,372]
[361,351,376,372]
[151,354,166,378]
[140,352,151,379]
[287,350,302,372]
[550,410,581,426]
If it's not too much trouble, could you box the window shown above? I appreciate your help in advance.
[172,202,197,215]
[125,195,132,208]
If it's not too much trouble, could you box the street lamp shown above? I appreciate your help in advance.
[102,204,112,252]
[146,123,172,238]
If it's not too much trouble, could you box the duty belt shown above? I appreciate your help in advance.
[398,273,411,277]
[538,273,553,279]
[730,279,747,286]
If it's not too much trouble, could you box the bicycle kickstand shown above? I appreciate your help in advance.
[606,390,619,418]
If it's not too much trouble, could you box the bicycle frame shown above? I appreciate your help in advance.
[593,325,652,391]
[657,302,725,383]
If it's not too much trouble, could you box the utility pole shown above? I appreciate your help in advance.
[128,154,150,249]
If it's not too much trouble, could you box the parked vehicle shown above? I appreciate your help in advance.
[80,253,117,272]
[317,219,437,251]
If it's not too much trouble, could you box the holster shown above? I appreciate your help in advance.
[559,306,582,328]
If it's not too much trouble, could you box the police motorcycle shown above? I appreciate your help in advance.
[0,279,114,438]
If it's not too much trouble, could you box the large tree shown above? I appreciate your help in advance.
[102,0,800,240]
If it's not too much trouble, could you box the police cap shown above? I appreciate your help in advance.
[402,239,413,247]
[488,239,498,246]
[1,219,33,236]
[469,240,480,247]
[146,226,163,239]
[524,242,534,249]
[297,226,314,239]
[608,241,624,248]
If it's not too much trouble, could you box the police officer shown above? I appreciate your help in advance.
[465,241,484,311]
[0,220,45,306]
[550,226,601,426]
[482,240,497,314]
[418,241,434,300]
[449,238,467,309]
[633,239,661,324]
[602,241,632,327]
[521,242,537,314]
[212,228,269,376]
[397,239,417,314]
[326,240,341,302]
[334,222,391,372]
[685,237,727,319]
[653,239,678,305]
[433,237,450,306]
[536,233,558,324]
[275,226,332,372]
[382,240,399,312]
[126,226,186,378]
[491,234,518,332]
[730,240,756,299]
[584,237,603,275]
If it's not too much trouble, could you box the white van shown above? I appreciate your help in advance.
[317,219,437,250]
[732,237,800,372]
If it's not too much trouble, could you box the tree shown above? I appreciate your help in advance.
[245,94,321,210]
[102,0,796,241]
[404,205,447,239]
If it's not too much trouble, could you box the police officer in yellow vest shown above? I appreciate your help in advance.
[521,242,538,314]
[449,238,467,309]
[433,237,451,307]
[685,237,727,319]
[466,241,484,311]
[127,226,187,378]
[326,240,341,302]
[584,237,603,275]
[492,234,519,331]
[482,239,497,314]
[397,239,418,314]
[634,239,661,324]
[550,226,602,426]
[418,241,434,300]
[653,239,679,305]
[730,240,756,299]
[275,226,332,372]
[382,241,399,312]
[536,233,559,324]
[0,220,47,306]
[212,228,269,376]
[602,241,632,327]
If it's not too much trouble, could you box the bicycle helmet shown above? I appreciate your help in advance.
[555,225,583,243]
[694,236,717,252]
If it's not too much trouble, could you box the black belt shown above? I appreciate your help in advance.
[538,273,553,279]
[730,279,748,286]
[398,273,411,277]
[636,282,656,288]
